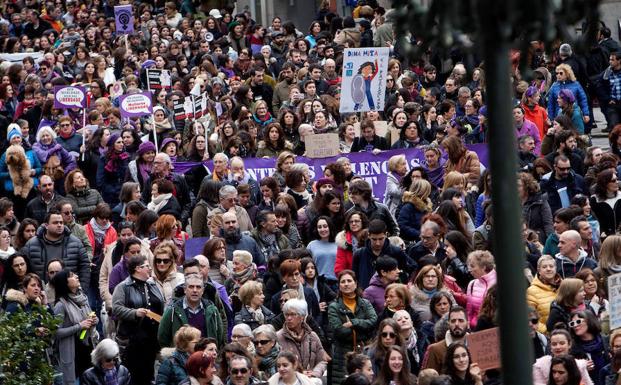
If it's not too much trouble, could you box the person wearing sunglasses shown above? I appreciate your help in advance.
[80,338,130,385]
[568,310,609,384]
[252,324,280,381]
[151,241,184,305]
[528,307,548,362]
[365,318,404,376]
[228,354,257,385]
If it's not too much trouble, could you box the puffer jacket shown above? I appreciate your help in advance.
[157,296,225,348]
[362,273,388,314]
[397,193,432,243]
[466,269,497,328]
[522,192,554,244]
[22,225,91,290]
[65,188,104,224]
[276,322,328,377]
[81,364,131,385]
[328,296,377,385]
[516,119,542,155]
[533,355,593,385]
[547,80,590,120]
[156,348,189,385]
[526,275,559,333]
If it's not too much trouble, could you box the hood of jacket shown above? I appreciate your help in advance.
[368,273,386,289]
[5,288,27,306]
[555,249,588,265]
[159,347,178,360]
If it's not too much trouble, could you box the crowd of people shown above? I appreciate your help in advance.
[2,1,621,385]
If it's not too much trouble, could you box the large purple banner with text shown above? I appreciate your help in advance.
[172,145,489,201]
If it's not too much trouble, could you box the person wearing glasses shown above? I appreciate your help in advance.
[228,354,259,385]
[81,339,130,385]
[533,328,593,385]
[276,298,328,382]
[112,254,165,385]
[568,310,610,384]
[252,324,280,380]
[56,116,84,156]
[151,241,184,305]
[589,169,621,238]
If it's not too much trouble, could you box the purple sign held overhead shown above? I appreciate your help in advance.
[119,91,153,118]
[114,5,134,34]
[53,86,86,109]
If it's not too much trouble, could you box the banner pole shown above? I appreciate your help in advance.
[81,107,86,161]
[152,113,158,151]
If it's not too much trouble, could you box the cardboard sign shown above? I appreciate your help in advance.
[609,273,621,330]
[305,133,340,158]
[119,91,153,118]
[54,86,86,109]
[467,327,501,371]
[114,5,134,34]
[339,47,390,113]
[146,69,171,91]
[389,127,400,146]
[146,310,161,323]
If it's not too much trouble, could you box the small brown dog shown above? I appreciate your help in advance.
[5,144,34,198]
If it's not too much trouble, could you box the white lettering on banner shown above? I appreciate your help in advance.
[609,273,621,330]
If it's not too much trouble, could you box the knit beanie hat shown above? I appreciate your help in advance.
[7,123,22,141]
[107,133,120,148]
[138,141,156,155]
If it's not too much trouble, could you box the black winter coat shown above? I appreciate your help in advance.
[522,192,554,243]
[22,226,90,290]
[81,364,131,385]
[590,195,621,237]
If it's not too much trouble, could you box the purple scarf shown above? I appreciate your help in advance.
[104,150,129,173]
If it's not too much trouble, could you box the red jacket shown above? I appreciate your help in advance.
[84,224,117,256]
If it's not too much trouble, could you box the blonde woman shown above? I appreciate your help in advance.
[526,255,561,333]
[547,63,589,124]
[397,178,432,243]
[152,241,184,305]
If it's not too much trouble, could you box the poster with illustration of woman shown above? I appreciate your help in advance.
[340,47,389,113]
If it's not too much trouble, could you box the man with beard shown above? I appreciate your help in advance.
[272,62,296,111]
[250,211,289,268]
[323,58,340,87]
[421,306,470,371]
[221,212,262,265]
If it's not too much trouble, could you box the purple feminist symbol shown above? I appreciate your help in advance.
[118,10,131,30]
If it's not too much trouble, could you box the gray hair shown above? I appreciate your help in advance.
[282,298,308,317]
[289,163,309,173]
[421,220,440,235]
[232,323,253,337]
[458,86,471,97]
[91,338,120,366]
[213,152,229,164]
[253,324,277,341]
[156,152,172,165]
[185,273,204,287]
[219,185,238,200]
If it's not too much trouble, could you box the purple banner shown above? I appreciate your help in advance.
[53,86,86,109]
[119,91,153,118]
[172,145,489,201]
[114,5,134,34]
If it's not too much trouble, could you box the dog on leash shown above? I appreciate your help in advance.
[5,144,34,198]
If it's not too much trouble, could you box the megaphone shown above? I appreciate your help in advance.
[205,32,214,42]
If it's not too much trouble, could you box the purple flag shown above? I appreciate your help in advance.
[172,145,490,201]
[119,91,153,118]
[53,86,86,109]
[114,5,134,34]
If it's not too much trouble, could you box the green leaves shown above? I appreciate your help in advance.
[0,306,60,385]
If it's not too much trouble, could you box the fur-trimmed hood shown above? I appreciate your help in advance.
[5,288,28,306]
[402,191,432,211]
[336,229,368,250]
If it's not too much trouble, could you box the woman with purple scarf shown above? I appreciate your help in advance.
[96,133,130,206]
[32,125,77,182]
[80,339,131,385]
[127,141,156,187]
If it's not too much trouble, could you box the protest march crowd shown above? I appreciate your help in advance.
[5,1,621,385]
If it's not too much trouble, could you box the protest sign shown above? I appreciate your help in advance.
[609,273,621,330]
[172,98,187,131]
[53,86,86,109]
[172,144,489,201]
[193,93,209,119]
[389,128,400,146]
[340,47,390,113]
[146,69,171,90]
[114,5,134,34]
[467,327,501,371]
[119,91,153,118]
[110,81,124,99]
[184,237,209,260]
[305,133,341,158]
